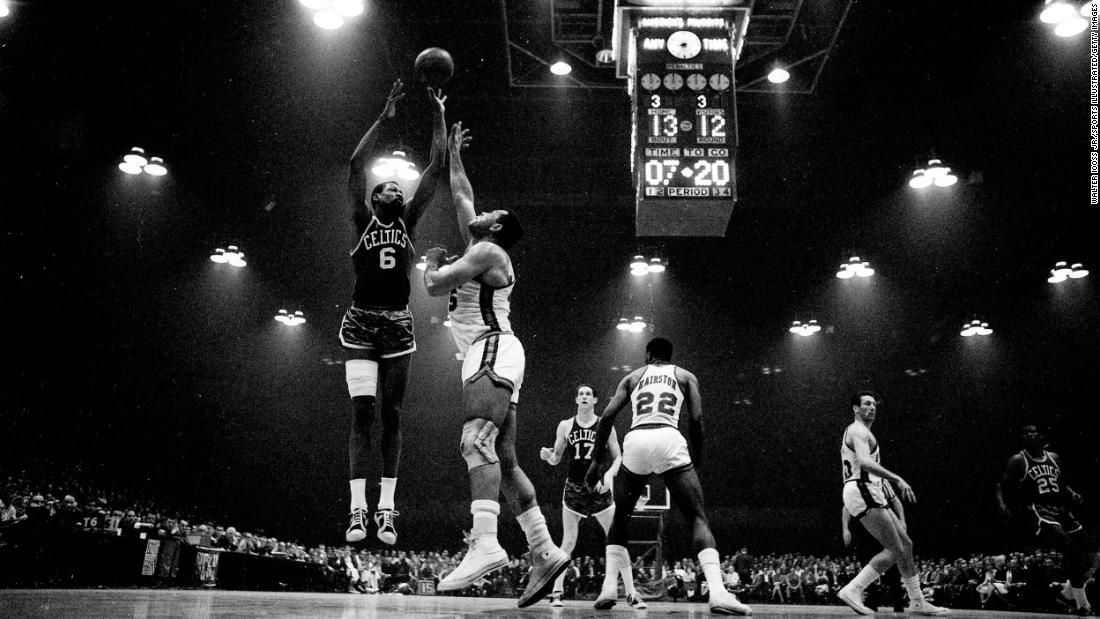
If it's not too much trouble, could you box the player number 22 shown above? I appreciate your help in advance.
[379,247,396,269]
[636,392,678,415]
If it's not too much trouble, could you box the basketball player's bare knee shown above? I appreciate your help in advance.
[351,396,375,432]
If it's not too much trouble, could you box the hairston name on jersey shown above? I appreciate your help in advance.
[361,227,409,252]
[636,373,679,391]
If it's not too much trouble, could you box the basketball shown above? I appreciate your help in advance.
[414,47,454,87]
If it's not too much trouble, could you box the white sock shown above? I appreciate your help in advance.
[902,575,924,603]
[698,548,728,595]
[516,506,552,551]
[349,479,368,510]
[847,564,882,593]
[1072,587,1091,609]
[378,477,397,510]
[471,500,500,542]
[621,561,637,596]
[601,545,626,594]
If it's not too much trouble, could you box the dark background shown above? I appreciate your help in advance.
[2,1,1097,559]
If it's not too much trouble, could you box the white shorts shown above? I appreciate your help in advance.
[843,479,888,519]
[461,332,524,404]
[622,426,693,476]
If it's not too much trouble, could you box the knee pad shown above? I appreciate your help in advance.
[345,359,378,398]
[461,421,500,469]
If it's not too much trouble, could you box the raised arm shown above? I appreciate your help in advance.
[849,425,915,502]
[540,420,571,466]
[680,368,705,469]
[447,122,476,245]
[403,87,449,233]
[349,80,405,227]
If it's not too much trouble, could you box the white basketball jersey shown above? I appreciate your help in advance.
[630,364,684,428]
[448,276,514,355]
[841,424,882,486]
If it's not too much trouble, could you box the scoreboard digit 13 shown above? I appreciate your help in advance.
[626,6,743,237]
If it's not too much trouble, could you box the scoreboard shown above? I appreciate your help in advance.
[617,2,748,237]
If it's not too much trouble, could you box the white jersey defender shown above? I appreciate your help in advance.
[623,364,691,475]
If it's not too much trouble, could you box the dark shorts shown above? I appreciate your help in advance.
[1026,503,1083,536]
[339,306,416,358]
[562,480,613,517]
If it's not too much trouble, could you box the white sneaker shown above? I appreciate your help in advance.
[518,545,572,608]
[436,538,508,591]
[708,589,753,615]
[627,593,647,609]
[837,585,874,615]
[906,599,950,615]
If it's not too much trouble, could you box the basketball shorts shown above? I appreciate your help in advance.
[562,479,613,517]
[1027,503,1083,536]
[843,479,888,519]
[461,332,524,404]
[339,306,416,358]
[622,425,693,476]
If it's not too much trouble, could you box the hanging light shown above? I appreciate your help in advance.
[837,256,874,279]
[908,169,933,189]
[789,319,821,337]
[1054,15,1089,35]
[372,151,419,181]
[767,67,790,84]
[124,147,148,167]
[1081,1,1097,16]
[275,309,307,326]
[630,255,648,275]
[1040,0,1078,23]
[550,61,572,76]
[616,317,631,331]
[1069,262,1089,278]
[143,157,168,176]
[960,319,992,337]
[647,257,666,273]
[416,256,428,271]
[629,316,647,333]
[0,1,10,18]
[313,10,344,30]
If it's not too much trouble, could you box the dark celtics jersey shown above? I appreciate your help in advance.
[565,417,599,484]
[1017,450,1064,507]
[351,216,414,310]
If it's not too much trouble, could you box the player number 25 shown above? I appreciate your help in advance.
[379,247,396,269]
[636,392,678,415]
[1036,477,1060,494]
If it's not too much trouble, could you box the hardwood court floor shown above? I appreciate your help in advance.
[0,589,1072,618]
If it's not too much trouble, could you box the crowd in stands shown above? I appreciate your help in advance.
[1,472,1093,614]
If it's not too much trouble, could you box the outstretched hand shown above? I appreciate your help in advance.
[381,80,406,119]
[895,478,917,503]
[448,122,472,152]
[428,87,447,115]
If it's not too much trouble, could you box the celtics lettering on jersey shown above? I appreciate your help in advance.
[351,217,414,309]
[566,419,598,483]
[1020,451,1062,504]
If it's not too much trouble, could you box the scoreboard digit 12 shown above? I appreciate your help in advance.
[622,3,745,237]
